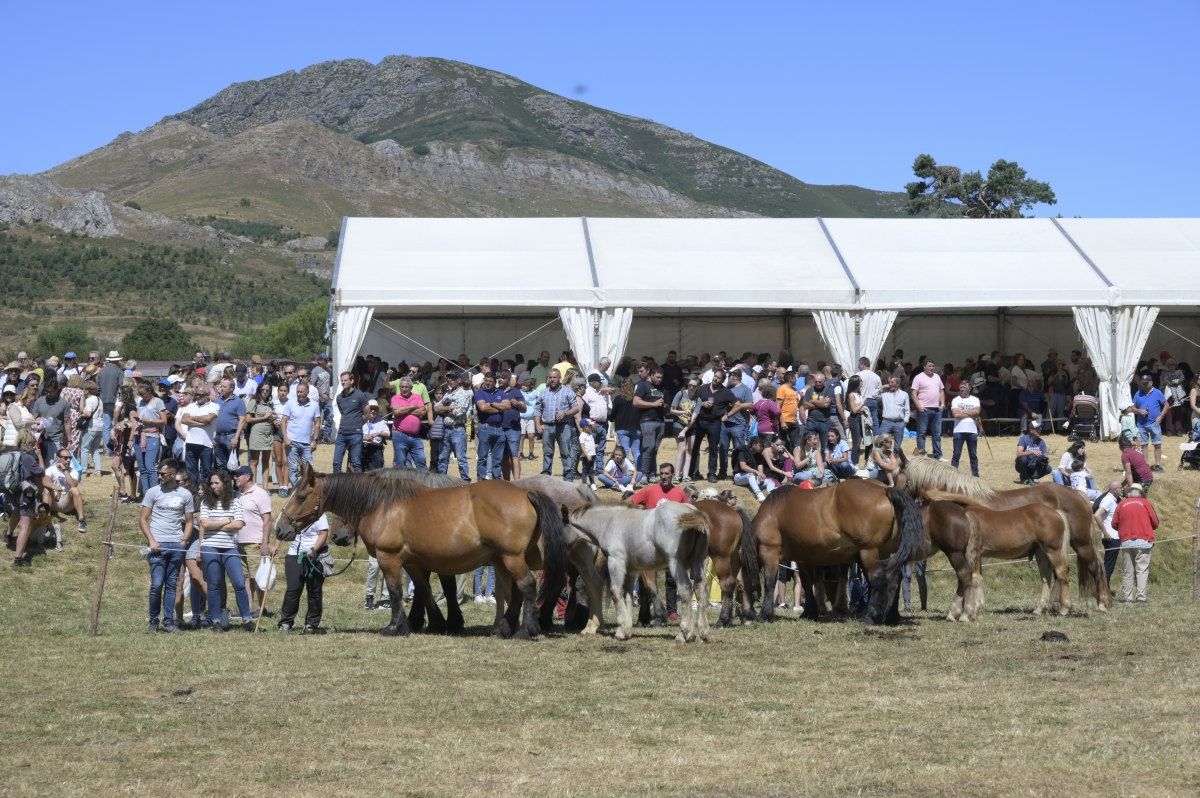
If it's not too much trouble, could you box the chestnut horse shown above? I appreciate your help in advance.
[925,496,1074,619]
[900,457,1111,611]
[276,464,568,639]
[742,480,926,625]
[695,499,757,627]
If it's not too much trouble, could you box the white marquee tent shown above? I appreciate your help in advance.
[330,217,1200,437]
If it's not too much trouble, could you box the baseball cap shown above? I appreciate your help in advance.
[367,399,379,408]
[587,372,602,383]
[234,465,254,478]
[2,385,15,396]
[64,351,78,360]
[159,378,173,388]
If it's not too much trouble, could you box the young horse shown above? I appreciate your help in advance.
[921,500,980,622]
[276,464,568,640]
[694,499,757,628]
[900,457,1111,611]
[926,494,1073,617]
[562,502,710,643]
[743,480,926,625]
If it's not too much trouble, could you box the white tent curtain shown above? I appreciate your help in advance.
[1072,305,1159,437]
[559,307,599,375]
[598,307,633,374]
[333,306,374,385]
[813,309,898,369]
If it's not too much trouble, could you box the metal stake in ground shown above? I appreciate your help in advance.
[88,487,121,636]
[1191,499,1199,601]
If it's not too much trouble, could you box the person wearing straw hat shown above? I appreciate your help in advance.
[98,351,123,450]
[1111,483,1159,604]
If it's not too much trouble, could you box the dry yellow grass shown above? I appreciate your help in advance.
[2,436,1198,797]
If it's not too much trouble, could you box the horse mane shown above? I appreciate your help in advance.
[373,468,461,489]
[322,472,433,526]
[903,456,997,500]
[922,489,989,508]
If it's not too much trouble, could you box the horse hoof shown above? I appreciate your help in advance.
[581,620,600,635]
[614,629,629,641]
[447,618,465,635]
[495,620,514,639]
[514,627,533,641]
[675,632,687,643]
[379,625,408,637]
[1095,603,1109,614]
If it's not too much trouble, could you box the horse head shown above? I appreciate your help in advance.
[275,462,325,541]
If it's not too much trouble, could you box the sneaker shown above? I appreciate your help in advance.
[377,599,391,610]
[302,624,320,634]
[364,598,374,611]
[146,622,159,634]
[474,595,485,603]
[1151,465,1165,473]
[12,555,30,568]
[278,622,293,633]
[754,491,767,501]
[242,621,255,632]
[77,520,88,534]
[278,488,290,498]
[680,476,693,483]
[707,476,718,483]
[792,604,803,612]
[160,623,179,633]
[776,601,788,609]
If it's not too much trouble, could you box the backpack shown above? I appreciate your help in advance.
[0,451,22,494]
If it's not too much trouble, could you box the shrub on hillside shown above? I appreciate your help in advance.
[121,318,197,361]
[35,323,96,359]
[234,299,327,360]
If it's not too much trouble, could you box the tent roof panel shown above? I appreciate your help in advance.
[1056,219,1200,306]
[820,218,1113,308]
[585,218,857,309]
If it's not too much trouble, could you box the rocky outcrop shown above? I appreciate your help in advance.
[0,175,117,236]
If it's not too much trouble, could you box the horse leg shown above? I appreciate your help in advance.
[944,550,972,622]
[798,567,821,621]
[757,547,781,622]
[860,549,889,625]
[377,553,410,637]
[608,558,631,640]
[497,554,538,641]
[831,565,850,616]
[438,573,465,634]
[690,547,710,643]
[493,567,514,638]
[1033,548,1055,615]
[714,555,735,628]
[671,559,694,643]
[884,573,903,626]
[407,566,445,634]
[1049,548,1071,616]
[568,544,605,635]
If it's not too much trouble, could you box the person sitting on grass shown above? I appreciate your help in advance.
[43,447,86,534]
[731,436,774,501]
[791,430,827,485]
[1120,433,1154,496]
[823,427,857,483]
[868,434,901,486]
[1014,421,1051,484]
[597,445,636,494]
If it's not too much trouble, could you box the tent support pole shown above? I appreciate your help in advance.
[853,313,862,366]
[1109,311,1120,439]
[997,307,1007,354]
[782,310,793,355]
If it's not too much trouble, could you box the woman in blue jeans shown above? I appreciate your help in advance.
[473,566,495,603]
[611,383,642,482]
[135,381,169,496]
[197,468,251,631]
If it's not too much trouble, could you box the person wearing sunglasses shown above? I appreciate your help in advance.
[139,458,194,632]
[43,448,87,534]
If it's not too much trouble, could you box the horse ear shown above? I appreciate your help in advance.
[301,461,316,486]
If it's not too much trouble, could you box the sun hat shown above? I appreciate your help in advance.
[367,399,379,408]
[105,350,122,362]
[250,355,263,365]
[5,361,19,371]
[46,356,60,367]
[1125,483,1144,496]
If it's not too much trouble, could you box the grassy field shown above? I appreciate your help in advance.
[2,437,1199,796]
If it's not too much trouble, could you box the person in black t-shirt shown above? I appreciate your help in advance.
[633,368,668,484]
[660,351,684,403]
[731,436,772,501]
[689,369,729,482]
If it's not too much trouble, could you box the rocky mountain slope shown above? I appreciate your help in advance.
[4,54,907,352]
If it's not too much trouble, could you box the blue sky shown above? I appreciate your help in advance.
[2,0,1196,216]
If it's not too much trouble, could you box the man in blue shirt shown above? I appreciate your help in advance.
[473,372,509,481]
[1014,421,1051,484]
[722,368,754,452]
[213,378,246,470]
[1132,373,1168,472]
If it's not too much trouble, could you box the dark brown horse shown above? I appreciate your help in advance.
[276,464,568,639]
[742,480,926,625]
[900,457,1112,611]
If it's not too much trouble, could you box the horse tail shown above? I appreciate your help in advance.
[736,507,758,578]
[529,491,569,610]
[883,487,927,577]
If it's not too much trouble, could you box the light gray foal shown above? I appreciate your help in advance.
[562,502,710,643]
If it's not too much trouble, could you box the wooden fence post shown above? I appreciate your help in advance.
[88,488,121,636]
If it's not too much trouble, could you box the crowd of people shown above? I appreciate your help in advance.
[0,342,1185,623]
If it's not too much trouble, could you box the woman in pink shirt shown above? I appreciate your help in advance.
[389,377,431,469]
[753,385,781,441]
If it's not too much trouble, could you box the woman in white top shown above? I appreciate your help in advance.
[134,381,168,495]
[198,467,248,630]
[279,513,330,634]
[596,445,636,494]
[79,382,104,475]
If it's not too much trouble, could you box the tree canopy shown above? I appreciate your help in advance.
[122,318,197,361]
[905,154,1057,218]
[234,299,327,360]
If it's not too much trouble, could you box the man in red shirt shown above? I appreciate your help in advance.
[628,463,688,509]
[1111,483,1159,603]
[629,463,688,623]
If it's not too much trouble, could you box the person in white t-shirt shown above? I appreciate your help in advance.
[279,513,330,634]
[1092,481,1123,585]
[179,387,218,488]
[79,382,104,476]
[44,447,87,532]
[949,382,981,477]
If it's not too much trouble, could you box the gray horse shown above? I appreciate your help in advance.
[562,502,710,643]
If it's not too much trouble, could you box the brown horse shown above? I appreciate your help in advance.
[742,480,927,625]
[900,457,1112,611]
[276,464,568,639]
[327,469,606,634]
[694,499,757,627]
[921,500,980,622]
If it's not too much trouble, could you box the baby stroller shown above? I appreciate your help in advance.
[1066,397,1100,442]
[1180,420,1200,470]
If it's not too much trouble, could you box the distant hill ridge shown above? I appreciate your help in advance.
[0,54,906,351]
